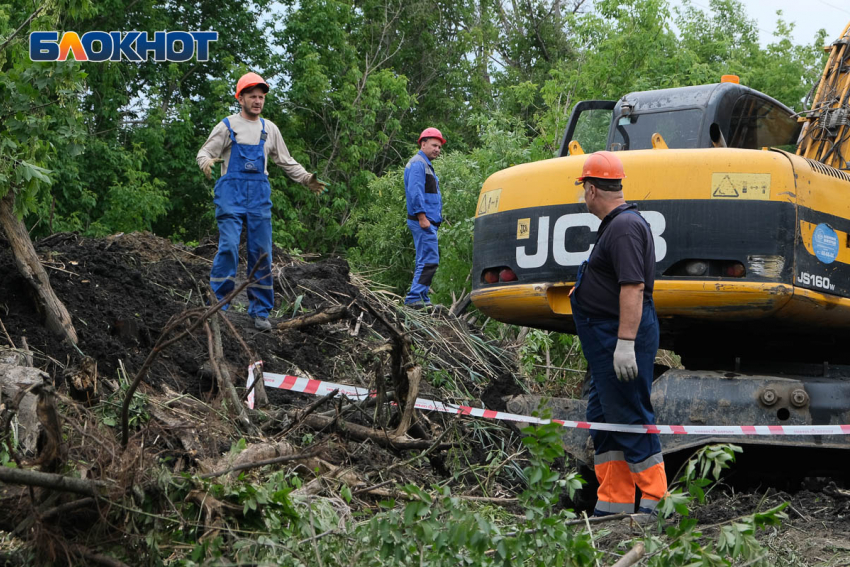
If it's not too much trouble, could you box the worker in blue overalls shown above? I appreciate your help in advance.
[197,72,325,330]
[570,151,667,518]
[404,127,446,307]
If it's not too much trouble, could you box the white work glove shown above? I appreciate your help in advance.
[306,173,326,195]
[613,339,638,382]
[202,158,223,180]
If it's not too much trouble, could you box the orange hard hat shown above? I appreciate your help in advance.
[235,72,269,99]
[575,150,626,184]
[418,127,446,145]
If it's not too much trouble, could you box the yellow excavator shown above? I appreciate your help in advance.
[471,23,850,470]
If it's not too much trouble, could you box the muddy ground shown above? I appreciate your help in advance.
[1,231,849,565]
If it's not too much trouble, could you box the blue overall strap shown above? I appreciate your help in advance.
[221,117,250,160]
[222,117,238,144]
[258,118,268,147]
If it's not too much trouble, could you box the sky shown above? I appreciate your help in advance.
[666,0,850,47]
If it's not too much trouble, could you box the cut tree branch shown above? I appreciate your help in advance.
[0,466,109,497]
[276,305,348,330]
[198,449,324,480]
[611,541,645,567]
[298,413,454,451]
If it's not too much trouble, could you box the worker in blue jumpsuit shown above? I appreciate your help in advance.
[570,151,667,518]
[197,72,325,330]
[404,127,446,307]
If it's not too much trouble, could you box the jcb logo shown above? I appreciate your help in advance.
[515,212,667,268]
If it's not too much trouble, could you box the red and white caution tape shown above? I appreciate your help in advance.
[247,364,850,436]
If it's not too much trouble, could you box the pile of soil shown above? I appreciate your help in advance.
[0,232,382,399]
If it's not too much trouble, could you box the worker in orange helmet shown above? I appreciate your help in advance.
[570,151,667,519]
[404,127,446,307]
[197,72,326,331]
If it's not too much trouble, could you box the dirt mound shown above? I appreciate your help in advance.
[0,232,389,401]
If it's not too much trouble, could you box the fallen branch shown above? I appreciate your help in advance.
[0,191,77,345]
[0,466,109,497]
[0,315,14,348]
[276,305,348,330]
[299,413,454,451]
[280,388,339,437]
[14,496,97,536]
[219,312,267,407]
[199,448,324,480]
[566,513,629,526]
[352,478,395,496]
[206,317,254,431]
[384,426,451,475]
[394,365,421,437]
[69,543,131,567]
[611,541,645,567]
[39,496,97,522]
[458,496,519,505]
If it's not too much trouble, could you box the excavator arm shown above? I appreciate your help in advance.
[798,22,850,169]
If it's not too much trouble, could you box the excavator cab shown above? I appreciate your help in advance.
[560,82,801,156]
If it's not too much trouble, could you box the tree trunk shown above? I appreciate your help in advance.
[0,191,78,345]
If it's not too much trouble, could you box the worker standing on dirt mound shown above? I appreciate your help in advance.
[404,127,445,308]
[197,72,325,330]
[569,151,667,517]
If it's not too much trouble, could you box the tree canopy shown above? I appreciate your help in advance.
[1,0,830,299]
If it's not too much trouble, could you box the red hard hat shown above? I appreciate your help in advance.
[418,127,446,145]
[235,72,269,99]
[575,151,626,184]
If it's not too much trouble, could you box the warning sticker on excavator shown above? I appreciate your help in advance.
[710,173,771,200]
[477,188,502,216]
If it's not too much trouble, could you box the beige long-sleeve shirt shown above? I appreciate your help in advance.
[196,113,312,184]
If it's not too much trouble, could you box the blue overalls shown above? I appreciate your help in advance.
[209,117,274,319]
[404,151,442,305]
[570,209,666,515]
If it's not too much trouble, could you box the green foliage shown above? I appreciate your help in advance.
[97,361,150,429]
[0,1,90,216]
[518,329,586,395]
[633,444,789,566]
[661,443,743,517]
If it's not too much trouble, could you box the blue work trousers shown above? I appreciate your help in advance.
[405,219,439,304]
[572,296,666,514]
[210,211,274,318]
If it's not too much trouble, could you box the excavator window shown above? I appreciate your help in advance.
[727,95,801,151]
[611,109,703,150]
[571,108,611,154]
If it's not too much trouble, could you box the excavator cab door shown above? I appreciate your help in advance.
[559,100,615,157]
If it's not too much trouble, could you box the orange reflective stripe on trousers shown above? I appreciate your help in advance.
[630,456,667,512]
[594,452,636,514]
[594,451,667,514]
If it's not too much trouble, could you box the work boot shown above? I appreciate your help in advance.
[405,301,430,310]
[630,509,659,526]
[253,316,272,331]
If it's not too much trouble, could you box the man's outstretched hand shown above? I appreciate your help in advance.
[202,158,224,180]
[307,173,327,195]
